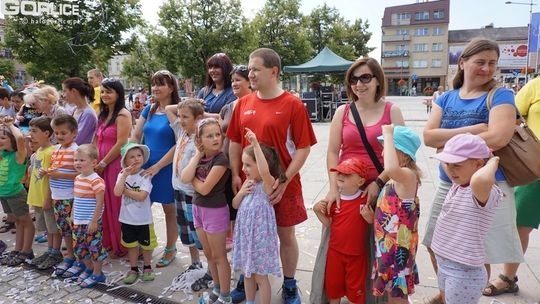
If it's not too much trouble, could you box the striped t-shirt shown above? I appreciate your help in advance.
[432,183,503,267]
[73,172,105,225]
[49,143,78,200]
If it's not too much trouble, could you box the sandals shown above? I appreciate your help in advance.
[55,257,75,276]
[6,251,34,266]
[77,268,94,283]
[155,246,177,268]
[0,240,6,254]
[37,252,63,270]
[483,274,519,296]
[62,261,86,278]
[0,251,19,265]
[142,269,155,282]
[80,273,106,288]
[191,273,213,291]
[0,222,15,233]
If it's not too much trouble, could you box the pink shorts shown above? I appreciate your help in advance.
[193,204,230,233]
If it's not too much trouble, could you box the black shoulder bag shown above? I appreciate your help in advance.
[349,102,384,174]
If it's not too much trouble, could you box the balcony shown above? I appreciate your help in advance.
[391,18,411,26]
[382,50,409,58]
[383,67,410,75]
[382,35,411,42]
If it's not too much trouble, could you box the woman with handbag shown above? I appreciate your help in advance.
[490,77,540,296]
[422,38,524,303]
[311,57,405,304]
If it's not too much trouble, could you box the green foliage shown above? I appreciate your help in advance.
[122,28,165,91]
[251,0,313,68]
[4,0,142,87]
[0,59,17,84]
[155,0,255,84]
[307,3,373,61]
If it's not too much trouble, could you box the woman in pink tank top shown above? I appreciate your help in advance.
[310,57,405,304]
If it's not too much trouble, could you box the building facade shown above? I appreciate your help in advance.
[381,0,449,95]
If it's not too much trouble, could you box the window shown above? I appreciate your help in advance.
[396,44,408,51]
[413,43,428,52]
[413,60,428,68]
[433,27,444,36]
[432,59,442,67]
[434,10,445,19]
[432,43,444,52]
[396,61,409,68]
[398,13,411,20]
[415,11,429,20]
[397,29,409,36]
[415,28,429,36]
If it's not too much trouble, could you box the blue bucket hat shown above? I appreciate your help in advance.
[377,126,421,161]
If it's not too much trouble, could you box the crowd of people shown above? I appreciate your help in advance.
[0,38,538,304]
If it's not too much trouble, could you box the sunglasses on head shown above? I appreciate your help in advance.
[233,65,248,73]
[101,77,118,85]
[350,73,375,84]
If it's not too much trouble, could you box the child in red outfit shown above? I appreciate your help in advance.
[313,158,370,304]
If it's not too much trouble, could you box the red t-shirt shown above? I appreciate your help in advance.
[226,91,317,198]
[328,191,370,255]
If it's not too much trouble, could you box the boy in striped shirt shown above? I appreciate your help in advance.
[431,134,503,304]
[72,144,107,288]
[45,114,79,277]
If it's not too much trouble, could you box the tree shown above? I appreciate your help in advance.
[4,0,142,87]
[251,0,313,67]
[155,0,255,84]
[122,29,165,91]
[307,4,373,61]
[0,59,17,84]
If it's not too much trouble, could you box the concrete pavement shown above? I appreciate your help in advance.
[1,96,539,303]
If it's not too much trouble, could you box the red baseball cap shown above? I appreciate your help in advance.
[330,158,369,179]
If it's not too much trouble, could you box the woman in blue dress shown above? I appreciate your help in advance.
[132,70,179,267]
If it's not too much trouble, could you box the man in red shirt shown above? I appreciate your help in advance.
[227,48,317,303]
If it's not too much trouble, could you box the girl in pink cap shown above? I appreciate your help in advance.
[431,133,503,304]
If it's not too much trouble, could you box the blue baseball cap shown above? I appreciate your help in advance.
[377,126,421,161]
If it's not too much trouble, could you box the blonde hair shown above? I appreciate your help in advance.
[398,151,422,183]
[34,85,60,105]
[76,144,99,160]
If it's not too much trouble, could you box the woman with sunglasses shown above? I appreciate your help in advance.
[316,57,405,303]
[62,77,98,145]
[197,53,236,114]
[131,70,179,268]
[422,38,523,303]
[94,78,132,258]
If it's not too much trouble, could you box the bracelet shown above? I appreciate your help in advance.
[375,177,386,189]
[98,160,108,168]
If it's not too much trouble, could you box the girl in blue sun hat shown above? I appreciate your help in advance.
[361,124,422,302]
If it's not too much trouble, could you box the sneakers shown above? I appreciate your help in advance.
[191,272,213,291]
[123,270,139,285]
[231,275,246,304]
[142,269,155,281]
[282,279,301,304]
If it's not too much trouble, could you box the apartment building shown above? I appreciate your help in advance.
[381,0,449,95]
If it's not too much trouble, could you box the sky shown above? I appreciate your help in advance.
[141,0,525,60]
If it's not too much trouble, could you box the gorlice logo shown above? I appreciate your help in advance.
[1,0,80,16]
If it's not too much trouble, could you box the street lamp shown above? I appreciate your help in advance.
[506,0,536,83]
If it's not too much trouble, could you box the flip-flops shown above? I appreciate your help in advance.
[77,268,94,283]
[80,273,106,288]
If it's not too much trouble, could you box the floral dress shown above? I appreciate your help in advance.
[232,181,281,278]
[372,182,420,298]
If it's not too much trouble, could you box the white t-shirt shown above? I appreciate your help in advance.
[171,119,196,196]
[118,171,153,225]
[432,183,503,267]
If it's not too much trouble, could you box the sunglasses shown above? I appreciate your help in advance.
[233,65,248,73]
[101,77,118,85]
[350,73,375,84]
